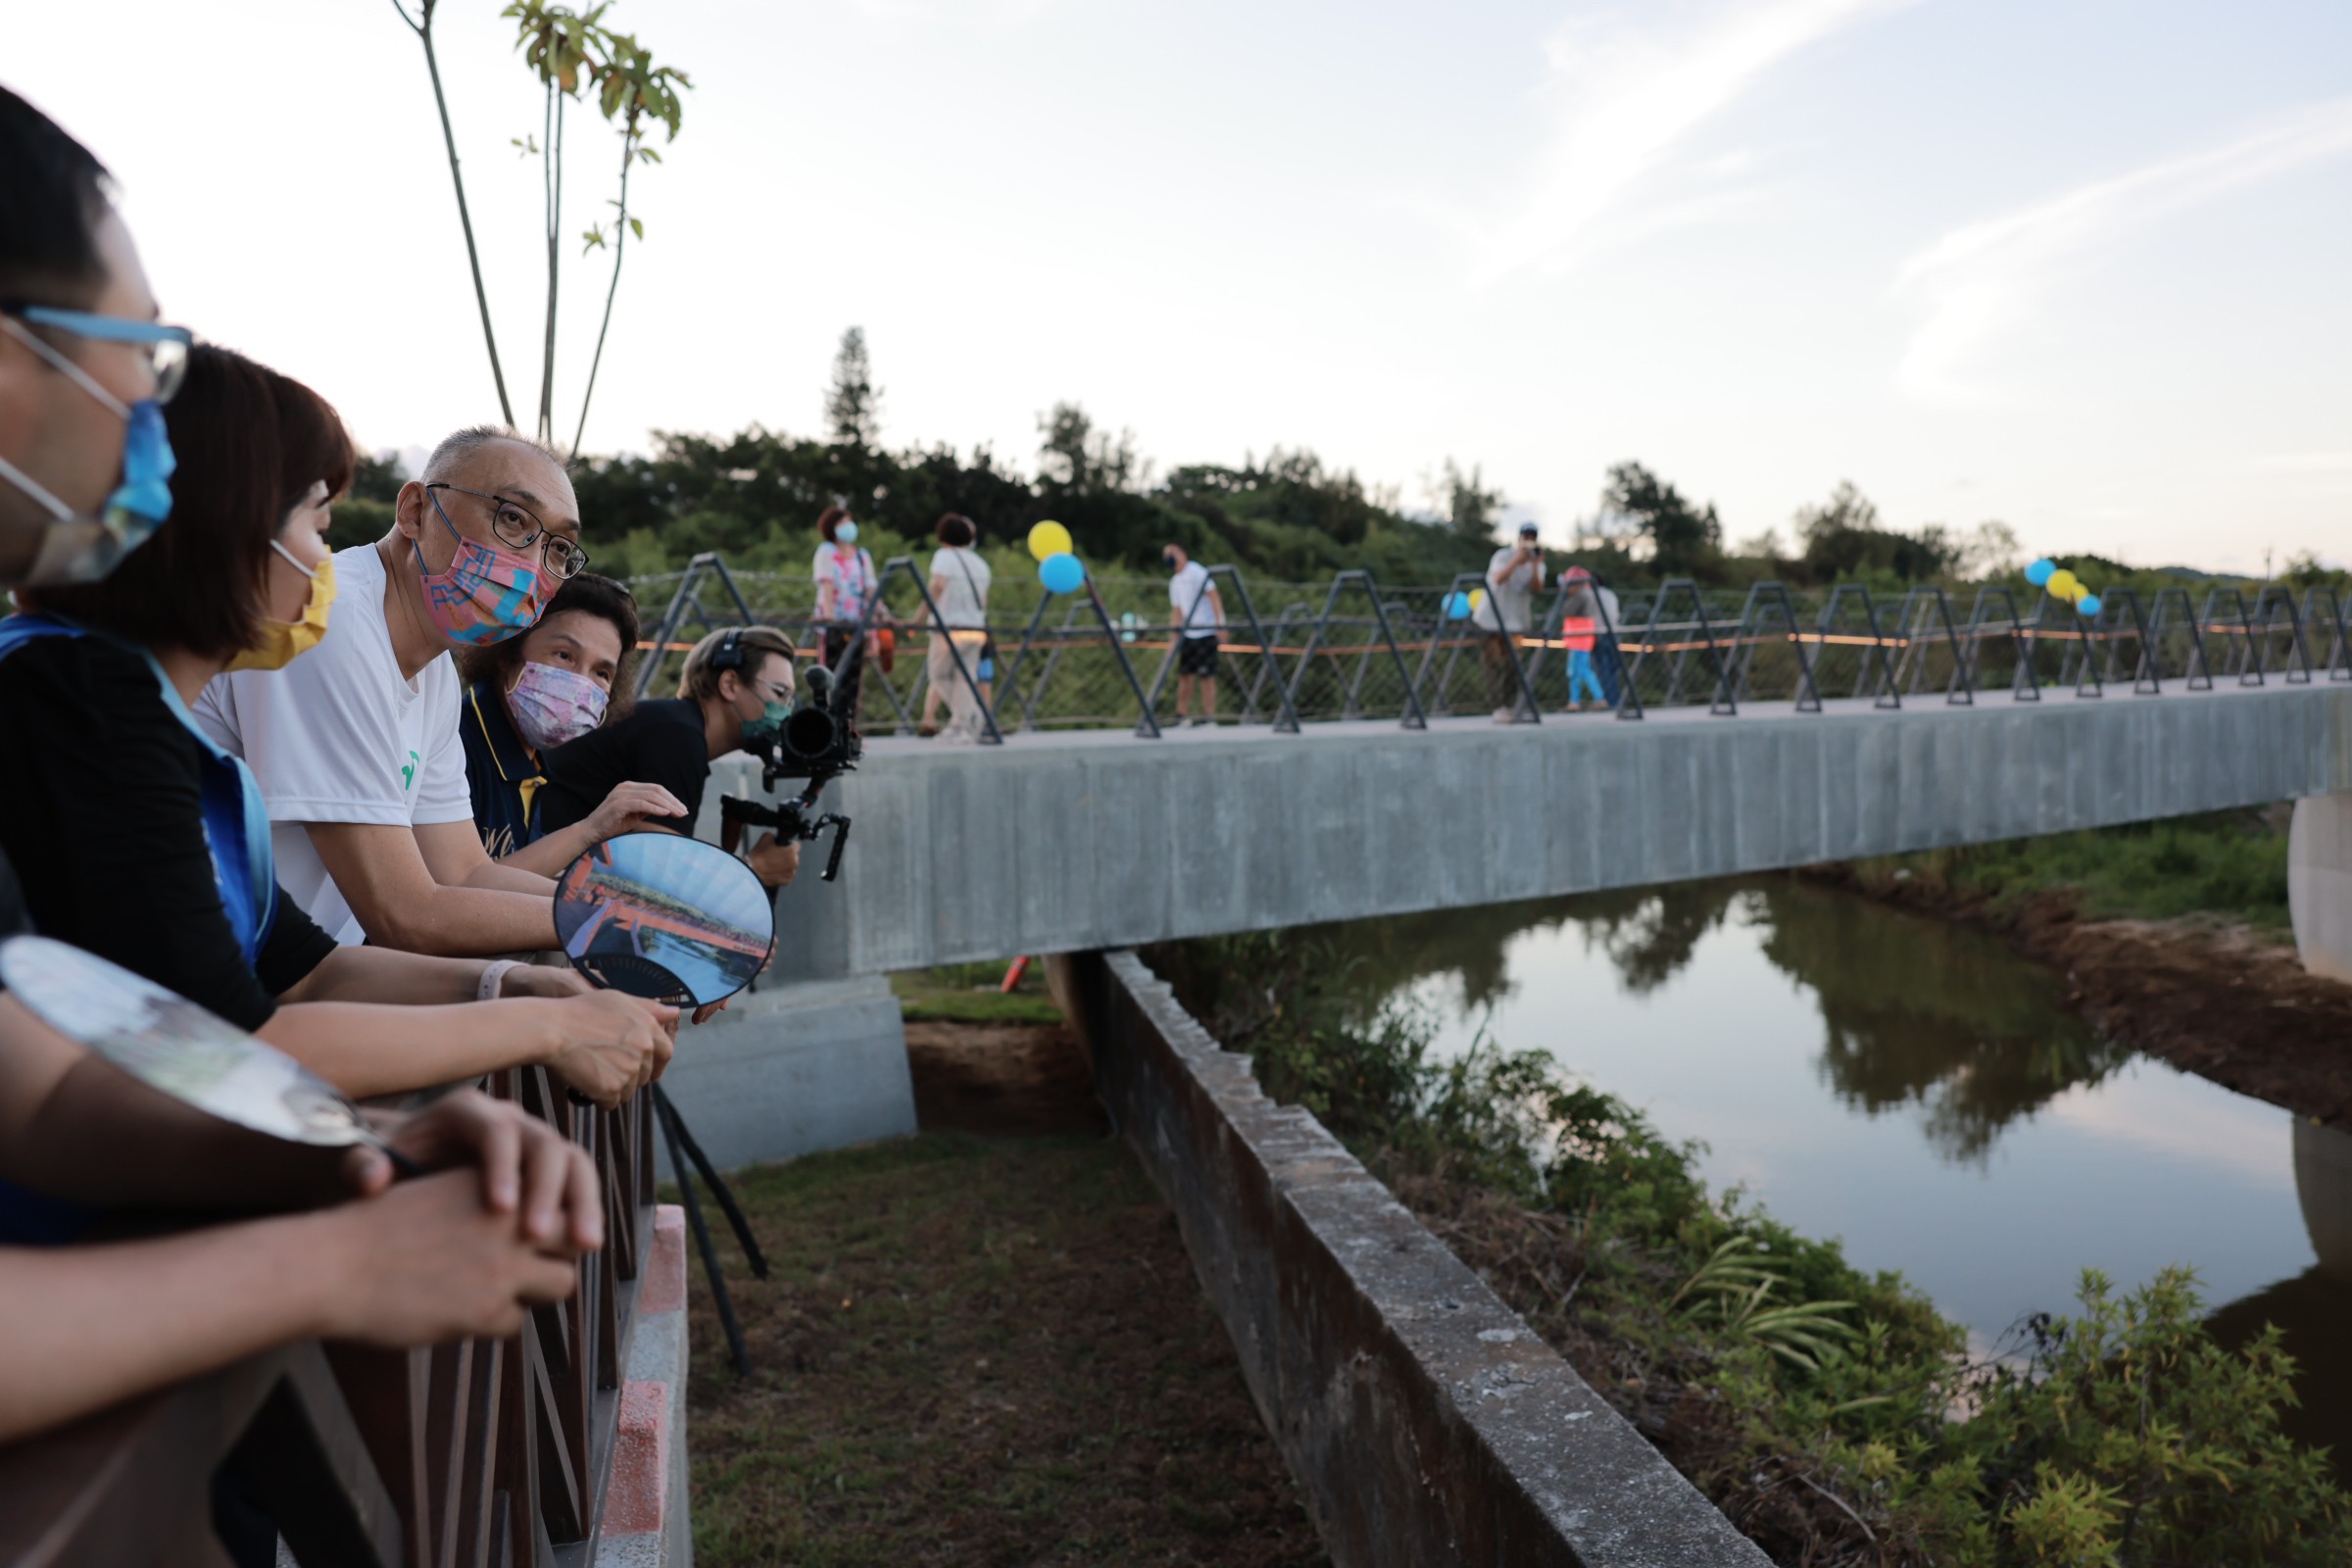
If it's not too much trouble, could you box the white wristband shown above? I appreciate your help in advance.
[477,959,521,1002]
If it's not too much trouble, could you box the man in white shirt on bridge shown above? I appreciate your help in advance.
[1476,521,1545,722]
[1164,542,1224,727]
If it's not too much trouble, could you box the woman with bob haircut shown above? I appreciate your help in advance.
[454,571,689,875]
[0,343,670,1106]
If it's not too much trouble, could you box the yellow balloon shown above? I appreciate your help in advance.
[1469,588,1487,612]
[1027,520,1073,563]
[2045,569,2079,599]
[2066,582,2090,603]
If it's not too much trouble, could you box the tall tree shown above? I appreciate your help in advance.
[390,0,514,426]
[825,326,883,450]
[570,27,687,456]
[1601,461,1720,578]
[396,0,687,447]
[1036,401,1145,493]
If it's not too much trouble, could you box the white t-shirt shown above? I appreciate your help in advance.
[193,542,473,946]
[1595,583,1622,634]
[1169,561,1218,638]
[927,547,993,629]
[1476,545,1546,632]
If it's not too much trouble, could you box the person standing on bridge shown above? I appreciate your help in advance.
[1560,567,1608,711]
[1165,541,1224,726]
[1476,521,1545,722]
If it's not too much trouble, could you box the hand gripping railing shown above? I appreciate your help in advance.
[0,1073,659,1568]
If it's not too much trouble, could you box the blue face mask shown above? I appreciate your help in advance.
[0,317,175,586]
[835,521,859,545]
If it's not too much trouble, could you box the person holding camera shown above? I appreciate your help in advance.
[1476,520,1546,722]
[537,623,804,891]
[454,571,690,875]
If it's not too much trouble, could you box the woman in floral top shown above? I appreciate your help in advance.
[811,504,878,727]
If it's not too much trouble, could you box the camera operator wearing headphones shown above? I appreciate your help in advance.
[537,624,804,892]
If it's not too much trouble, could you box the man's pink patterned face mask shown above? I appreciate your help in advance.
[416,488,545,647]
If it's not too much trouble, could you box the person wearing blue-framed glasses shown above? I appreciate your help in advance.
[0,99,188,589]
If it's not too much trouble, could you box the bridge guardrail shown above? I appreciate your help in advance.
[630,555,2352,740]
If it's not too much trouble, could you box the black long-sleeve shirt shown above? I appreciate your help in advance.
[0,634,335,1030]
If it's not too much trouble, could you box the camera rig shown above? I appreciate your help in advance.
[717,662,860,882]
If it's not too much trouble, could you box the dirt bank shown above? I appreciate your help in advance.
[1805,867,2352,1127]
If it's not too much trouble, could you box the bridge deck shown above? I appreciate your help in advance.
[726,679,2352,977]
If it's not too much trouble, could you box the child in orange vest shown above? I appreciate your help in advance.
[1562,569,1607,710]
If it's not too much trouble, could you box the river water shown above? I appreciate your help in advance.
[1332,879,2352,1477]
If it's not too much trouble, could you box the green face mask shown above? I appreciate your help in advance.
[740,699,791,751]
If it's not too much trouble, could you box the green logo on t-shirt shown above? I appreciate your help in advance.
[401,749,419,792]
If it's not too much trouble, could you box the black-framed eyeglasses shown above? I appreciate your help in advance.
[423,482,589,580]
[0,303,194,405]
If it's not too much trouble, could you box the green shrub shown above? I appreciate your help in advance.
[1155,930,2352,1564]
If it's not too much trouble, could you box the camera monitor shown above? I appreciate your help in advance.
[0,934,392,1155]
[554,832,777,1006]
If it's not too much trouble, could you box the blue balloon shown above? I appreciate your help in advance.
[1039,552,1086,595]
[2024,559,2056,587]
[1444,591,1472,620]
[2077,593,2102,617]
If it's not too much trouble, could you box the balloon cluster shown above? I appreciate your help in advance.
[2025,558,2102,618]
[1027,520,1085,595]
[1443,588,1487,620]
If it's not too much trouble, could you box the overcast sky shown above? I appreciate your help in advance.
[14,0,2349,570]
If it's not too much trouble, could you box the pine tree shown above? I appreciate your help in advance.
[824,325,882,449]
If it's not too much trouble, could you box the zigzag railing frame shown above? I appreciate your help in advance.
[636,551,759,700]
[1622,578,1736,715]
[2306,587,2352,681]
[1724,581,1823,713]
[1963,585,2043,703]
[2142,587,2215,691]
[1285,569,1427,730]
[1888,585,1974,706]
[2253,586,2315,685]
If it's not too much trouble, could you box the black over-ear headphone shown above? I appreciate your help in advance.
[711,627,746,674]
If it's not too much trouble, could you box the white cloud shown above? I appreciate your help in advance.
[1893,98,2352,404]
[1469,0,1913,283]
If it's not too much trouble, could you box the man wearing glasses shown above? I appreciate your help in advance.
[195,426,598,956]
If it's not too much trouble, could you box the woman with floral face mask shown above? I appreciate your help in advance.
[453,572,690,875]
[0,345,671,1108]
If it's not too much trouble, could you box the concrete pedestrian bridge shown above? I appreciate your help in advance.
[661,676,2352,1174]
[752,679,2352,976]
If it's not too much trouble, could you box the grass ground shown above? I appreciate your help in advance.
[681,1131,1327,1568]
[1845,805,2294,932]
[890,960,1066,1025]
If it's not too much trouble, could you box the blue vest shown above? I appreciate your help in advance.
[0,613,278,964]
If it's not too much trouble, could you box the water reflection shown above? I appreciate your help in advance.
[1301,879,2352,1484]
[2208,1121,2352,1470]
[1330,880,2131,1165]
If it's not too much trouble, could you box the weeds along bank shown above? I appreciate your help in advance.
[1148,931,2352,1567]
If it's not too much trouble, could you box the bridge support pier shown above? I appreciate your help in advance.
[2290,794,2352,985]
[652,975,915,1174]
